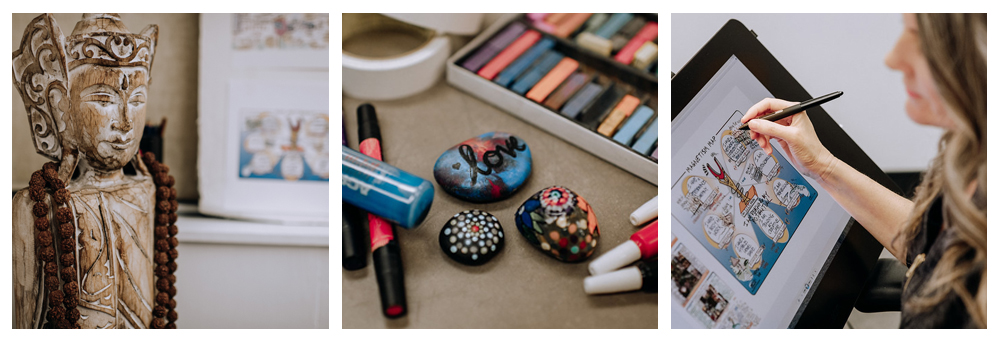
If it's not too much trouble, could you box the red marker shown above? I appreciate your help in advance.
[358,103,407,319]
[587,219,658,275]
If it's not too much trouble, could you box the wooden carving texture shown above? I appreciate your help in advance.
[12,14,170,329]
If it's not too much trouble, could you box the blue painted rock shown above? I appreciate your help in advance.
[439,210,505,265]
[433,132,531,203]
[515,186,600,262]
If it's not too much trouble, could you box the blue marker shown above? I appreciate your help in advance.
[594,13,634,39]
[494,38,555,88]
[630,117,657,155]
[342,146,434,229]
[612,106,655,145]
[510,50,564,95]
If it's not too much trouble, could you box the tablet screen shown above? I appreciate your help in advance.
[670,56,853,328]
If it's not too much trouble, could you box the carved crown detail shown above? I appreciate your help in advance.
[12,14,158,161]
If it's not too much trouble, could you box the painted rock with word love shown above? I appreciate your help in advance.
[439,210,505,266]
[515,186,600,262]
[433,132,531,203]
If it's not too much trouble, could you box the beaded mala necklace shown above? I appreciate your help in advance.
[144,152,180,329]
[29,152,179,329]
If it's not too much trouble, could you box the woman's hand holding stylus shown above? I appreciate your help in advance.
[742,97,913,259]
[741,98,838,182]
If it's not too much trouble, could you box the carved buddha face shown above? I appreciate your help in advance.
[68,65,148,171]
[12,13,158,175]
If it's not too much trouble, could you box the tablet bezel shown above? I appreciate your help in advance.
[671,19,899,328]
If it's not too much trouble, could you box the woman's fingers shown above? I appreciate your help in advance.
[749,118,798,143]
[757,135,771,155]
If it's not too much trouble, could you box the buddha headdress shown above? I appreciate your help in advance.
[13,13,158,165]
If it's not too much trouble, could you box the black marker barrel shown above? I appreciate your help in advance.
[357,103,407,318]
[342,115,368,270]
[342,202,368,270]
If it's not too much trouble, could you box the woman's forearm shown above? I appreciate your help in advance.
[815,157,914,261]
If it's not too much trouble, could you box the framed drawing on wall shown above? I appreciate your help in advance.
[198,13,330,224]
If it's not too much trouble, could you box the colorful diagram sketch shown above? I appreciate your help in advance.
[238,109,329,182]
[671,110,817,294]
[233,13,329,50]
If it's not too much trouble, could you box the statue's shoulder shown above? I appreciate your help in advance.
[13,187,33,206]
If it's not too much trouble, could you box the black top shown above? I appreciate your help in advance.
[900,191,985,328]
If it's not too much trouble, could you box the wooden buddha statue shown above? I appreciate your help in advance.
[13,13,176,329]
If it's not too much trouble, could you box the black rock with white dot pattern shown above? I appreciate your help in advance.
[439,210,505,266]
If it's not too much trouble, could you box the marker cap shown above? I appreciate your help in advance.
[588,240,641,275]
[357,103,381,142]
[584,265,642,294]
[629,196,657,226]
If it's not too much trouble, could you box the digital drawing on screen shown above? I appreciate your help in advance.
[671,110,817,294]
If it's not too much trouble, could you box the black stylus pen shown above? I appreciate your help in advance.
[738,91,843,130]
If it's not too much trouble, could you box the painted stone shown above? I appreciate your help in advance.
[515,186,600,262]
[433,132,531,203]
[440,210,505,265]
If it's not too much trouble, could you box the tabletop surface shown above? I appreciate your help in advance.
[341,79,658,328]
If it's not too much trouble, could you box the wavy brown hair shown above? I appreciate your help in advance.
[899,13,986,327]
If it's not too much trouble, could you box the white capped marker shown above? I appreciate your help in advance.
[629,196,657,226]
[584,259,657,295]
[588,220,658,275]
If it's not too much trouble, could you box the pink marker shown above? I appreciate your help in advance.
[588,220,658,275]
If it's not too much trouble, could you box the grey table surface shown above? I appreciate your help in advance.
[341,80,658,328]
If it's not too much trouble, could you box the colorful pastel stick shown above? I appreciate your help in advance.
[612,105,654,145]
[631,41,658,70]
[478,30,542,80]
[545,13,569,25]
[544,72,590,111]
[594,13,633,38]
[615,22,658,65]
[576,32,614,56]
[535,13,567,33]
[510,50,564,95]
[461,22,527,72]
[630,117,657,154]
[526,57,579,102]
[527,13,549,21]
[597,95,641,136]
[553,13,592,38]
[578,84,627,128]
[560,82,603,119]
[582,13,609,33]
[611,17,647,53]
[494,38,555,87]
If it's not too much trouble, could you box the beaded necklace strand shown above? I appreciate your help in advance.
[29,152,178,329]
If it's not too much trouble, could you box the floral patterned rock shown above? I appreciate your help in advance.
[433,132,531,203]
[439,210,505,266]
[515,186,599,262]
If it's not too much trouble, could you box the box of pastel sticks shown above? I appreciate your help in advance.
[446,13,658,185]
